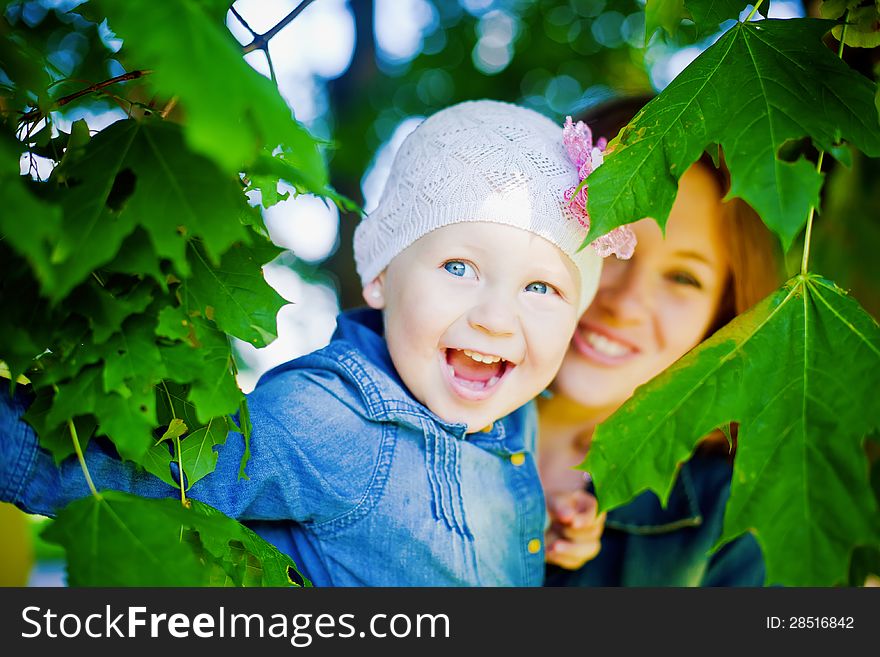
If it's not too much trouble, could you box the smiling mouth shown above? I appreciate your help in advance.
[441,348,514,400]
[572,326,636,364]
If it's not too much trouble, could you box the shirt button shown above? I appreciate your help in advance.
[527,538,541,554]
[510,452,526,466]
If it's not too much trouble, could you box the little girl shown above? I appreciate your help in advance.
[1,100,634,586]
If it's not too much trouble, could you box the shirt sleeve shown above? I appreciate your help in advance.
[2,367,378,525]
[0,386,168,517]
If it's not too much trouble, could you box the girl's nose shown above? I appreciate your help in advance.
[467,298,517,337]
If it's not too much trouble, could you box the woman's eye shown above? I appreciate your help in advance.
[668,271,702,289]
[525,281,555,295]
[443,260,476,278]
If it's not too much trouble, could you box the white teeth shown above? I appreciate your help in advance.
[462,349,501,364]
[586,331,631,357]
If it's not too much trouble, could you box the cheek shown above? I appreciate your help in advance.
[657,296,719,364]
[385,285,462,358]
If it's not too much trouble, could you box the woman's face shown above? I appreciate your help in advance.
[552,164,730,411]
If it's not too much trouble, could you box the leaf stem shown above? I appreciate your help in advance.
[800,152,824,275]
[159,96,179,119]
[837,13,849,58]
[161,381,188,506]
[744,0,765,22]
[799,14,848,275]
[69,419,101,499]
[174,432,187,506]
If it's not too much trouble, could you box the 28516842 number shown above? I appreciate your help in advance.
[766,616,855,629]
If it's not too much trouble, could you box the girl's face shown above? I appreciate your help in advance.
[368,221,582,433]
[552,164,730,412]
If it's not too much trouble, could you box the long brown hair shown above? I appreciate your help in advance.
[705,164,785,336]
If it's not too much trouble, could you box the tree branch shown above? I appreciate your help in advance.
[19,69,152,124]
[241,0,318,55]
[230,5,258,38]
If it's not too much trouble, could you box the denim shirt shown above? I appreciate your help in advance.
[545,450,766,587]
[1,309,547,586]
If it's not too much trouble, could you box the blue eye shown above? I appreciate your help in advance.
[525,281,557,295]
[443,260,475,278]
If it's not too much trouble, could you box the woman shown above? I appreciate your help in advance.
[540,97,784,586]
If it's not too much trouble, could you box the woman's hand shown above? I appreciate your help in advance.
[544,488,606,570]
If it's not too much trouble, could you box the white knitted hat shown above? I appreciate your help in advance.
[353,99,603,312]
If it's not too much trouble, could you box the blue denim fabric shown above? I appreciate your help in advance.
[545,449,766,587]
[1,308,547,586]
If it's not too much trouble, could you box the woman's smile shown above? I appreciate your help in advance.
[551,164,730,412]
[571,322,639,365]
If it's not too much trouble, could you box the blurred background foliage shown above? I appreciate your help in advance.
[1,0,878,585]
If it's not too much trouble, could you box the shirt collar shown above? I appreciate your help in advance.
[331,307,402,386]
[327,308,468,437]
[331,309,535,449]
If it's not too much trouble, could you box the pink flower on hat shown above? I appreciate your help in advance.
[562,116,635,260]
[591,226,637,259]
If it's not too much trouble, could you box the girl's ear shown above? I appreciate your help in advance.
[362,275,385,309]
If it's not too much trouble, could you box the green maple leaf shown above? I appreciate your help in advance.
[71,281,154,344]
[583,274,880,586]
[94,393,158,462]
[587,19,880,250]
[182,235,286,348]
[94,0,326,188]
[44,366,102,430]
[645,0,753,41]
[156,381,201,428]
[0,132,62,291]
[47,118,249,300]
[43,365,156,462]
[156,305,193,342]
[820,1,880,49]
[247,151,359,214]
[159,417,188,442]
[180,416,230,490]
[42,491,309,586]
[0,253,57,378]
[148,381,235,488]
[102,229,167,291]
[141,441,176,489]
[686,0,754,38]
[645,0,685,41]
[185,318,244,425]
[235,395,252,481]
[189,499,308,587]
[102,314,165,399]
[246,174,291,209]
[22,387,97,464]
[0,15,54,111]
